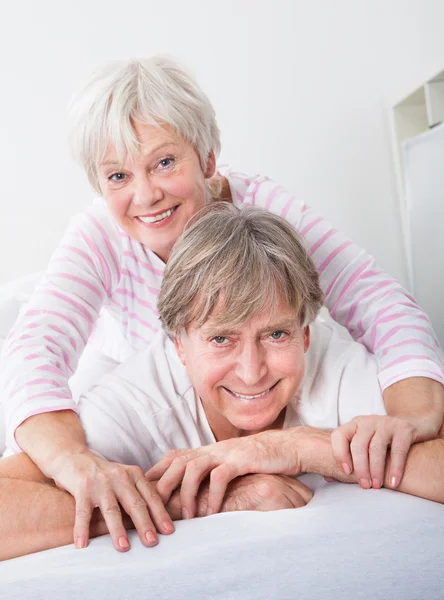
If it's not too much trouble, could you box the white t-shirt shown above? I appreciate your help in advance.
[79,319,386,471]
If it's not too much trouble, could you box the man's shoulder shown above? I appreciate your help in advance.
[294,318,383,428]
[83,331,192,416]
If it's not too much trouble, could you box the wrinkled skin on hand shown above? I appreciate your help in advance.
[147,429,303,518]
[49,448,174,551]
[330,414,420,489]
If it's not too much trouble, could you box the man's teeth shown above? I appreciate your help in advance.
[232,389,270,400]
[138,208,175,223]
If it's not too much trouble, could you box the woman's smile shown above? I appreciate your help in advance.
[136,205,180,227]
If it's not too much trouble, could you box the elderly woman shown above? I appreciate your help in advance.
[0,56,443,552]
[1,204,443,561]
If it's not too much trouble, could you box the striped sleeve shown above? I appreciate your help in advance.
[0,203,122,451]
[234,174,444,390]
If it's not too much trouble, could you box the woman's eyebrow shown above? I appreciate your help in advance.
[99,142,179,167]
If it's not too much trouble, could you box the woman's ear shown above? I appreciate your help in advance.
[303,326,311,352]
[204,150,216,179]
[173,336,186,366]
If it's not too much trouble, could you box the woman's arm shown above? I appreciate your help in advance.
[0,206,171,551]
[233,174,444,432]
[298,422,444,503]
[0,204,120,452]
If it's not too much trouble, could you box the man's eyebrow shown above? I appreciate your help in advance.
[200,318,298,337]
[99,142,179,167]
[264,318,298,331]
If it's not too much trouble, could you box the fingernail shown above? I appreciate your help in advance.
[359,478,371,490]
[206,507,213,517]
[119,536,130,549]
[390,476,398,488]
[145,532,158,545]
[163,521,174,534]
[182,508,190,520]
[342,463,352,475]
[372,479,382,489]
[75,537,86,549]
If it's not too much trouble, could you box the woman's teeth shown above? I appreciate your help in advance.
[138,207,175,223]
[231,388,270,400]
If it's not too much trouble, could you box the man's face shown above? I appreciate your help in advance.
[174,298,310,441]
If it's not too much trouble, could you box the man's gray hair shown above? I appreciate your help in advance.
[68,56,221,194]
[158,203,324,337]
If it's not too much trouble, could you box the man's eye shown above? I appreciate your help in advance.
[108,172,126,182]
[270,331,286,340]
[158,157,175,169]
[212,336,228,345]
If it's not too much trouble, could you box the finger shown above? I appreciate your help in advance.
[350,425,374,488]
[368,429,391,488]
[73,496,94,550]
[146,449,190,481]
[156,455,190,504]
[206,464,237,516]
[99,489,130,552]
[282,489,307,508]
[331,423,355,476]
[135,477,175,536]
[180,456,214,519]
[116,487,158,547]
[285,478,313,504]
[388,428,414,489]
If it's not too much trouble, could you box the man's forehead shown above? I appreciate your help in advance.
[198,307,299,335]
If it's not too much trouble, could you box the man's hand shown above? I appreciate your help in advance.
[146,429,303,519]
[166,473,313,518]
[221,474,312,513]
[331,415,418,489]
[47,448,174,551]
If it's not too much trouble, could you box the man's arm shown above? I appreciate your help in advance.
[297,421,444,503]
[0,454,310,561]
[0,454,109,561]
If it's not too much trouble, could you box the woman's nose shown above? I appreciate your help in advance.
[133,175,164,207]
[234,343,268,386]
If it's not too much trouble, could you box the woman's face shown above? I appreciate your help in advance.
[97,122,215,263]
[174,298,310,441]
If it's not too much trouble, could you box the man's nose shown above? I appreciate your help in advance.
[132,175,164,207]
[234,342,268,386]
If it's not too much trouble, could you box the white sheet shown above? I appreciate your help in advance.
[1,474,444,599]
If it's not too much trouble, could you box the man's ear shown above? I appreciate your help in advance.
[204,150,216,179]
[173,335,187,366]
[303,326,311,352]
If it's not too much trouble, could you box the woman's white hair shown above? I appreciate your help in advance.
[68,56,221,194]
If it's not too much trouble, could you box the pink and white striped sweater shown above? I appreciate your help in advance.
[1,170,443,451]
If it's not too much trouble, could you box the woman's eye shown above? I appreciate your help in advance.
[212,336,228,345]
[158,157,175,169]
[108,172,126,183]
[270,331,286,340]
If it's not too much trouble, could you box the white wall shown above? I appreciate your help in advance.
[0,0,443,286]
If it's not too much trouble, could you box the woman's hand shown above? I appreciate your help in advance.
[331,415,419,489]
[146,430,303,519]
[383,377,444,442]
[48,448,174,551]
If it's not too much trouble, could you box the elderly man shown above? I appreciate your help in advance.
[0,204,443,561]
